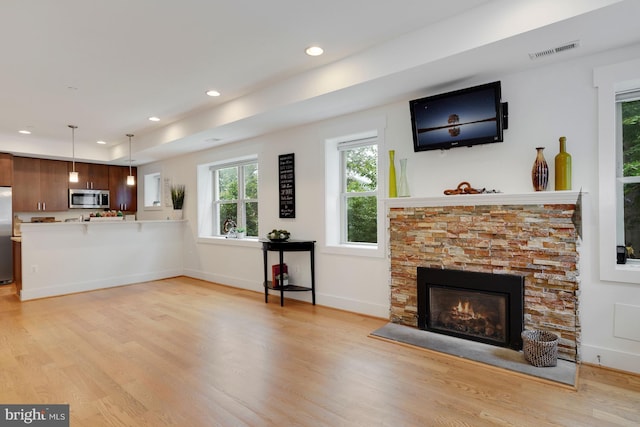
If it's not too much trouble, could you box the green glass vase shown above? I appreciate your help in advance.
[554,136,572,191]
[389,150,397,198]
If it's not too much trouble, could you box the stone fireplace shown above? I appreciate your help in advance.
[387,193,581,361]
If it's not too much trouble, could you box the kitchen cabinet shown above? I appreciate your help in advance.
[0,153,12,186]
[109,165,137,212]
[13,157,69,212]
[68,162,109,190]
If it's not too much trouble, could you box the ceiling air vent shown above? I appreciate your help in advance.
[529,40,580,60]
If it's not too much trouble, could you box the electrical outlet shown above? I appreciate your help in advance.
[31,265,39,273]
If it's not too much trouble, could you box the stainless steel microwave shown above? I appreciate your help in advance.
[69,189,110,209]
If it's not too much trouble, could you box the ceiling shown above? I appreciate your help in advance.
[1,0,639,166]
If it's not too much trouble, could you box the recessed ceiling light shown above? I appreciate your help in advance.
[18,130,31,134]
[149,116,160,122]
[96,140,107,145]
[305,46,324,56]
[206,89,221,97]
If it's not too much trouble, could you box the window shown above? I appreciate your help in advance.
[211,160,258,237]
[324,117,386,258]
[595,57,640,283]
[339,139,378,244]
[143,172,162,208]
[616,91,640,262]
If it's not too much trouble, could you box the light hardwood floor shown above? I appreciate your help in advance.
[0,277,639,426]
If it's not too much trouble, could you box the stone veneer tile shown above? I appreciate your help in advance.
[389,203,580,362]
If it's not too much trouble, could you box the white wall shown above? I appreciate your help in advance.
[20,220,185,300]
[138,43,640,374]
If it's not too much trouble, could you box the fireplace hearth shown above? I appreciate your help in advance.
[417,267,524,350]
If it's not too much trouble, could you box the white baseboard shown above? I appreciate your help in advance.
[581,343,640,375]
[20,269,182,301]
[183,269,389,318]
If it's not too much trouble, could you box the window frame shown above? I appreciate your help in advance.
[211,159,259,237]
[595,58,640,283]
[323,117,386,258]
[338,138,378,245]
[615,91,640,265]
[196,154,259,243]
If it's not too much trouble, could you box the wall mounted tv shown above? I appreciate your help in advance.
[410,81,508,152]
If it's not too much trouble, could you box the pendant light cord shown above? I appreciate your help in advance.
[68,124,77,172]
[127,134,134,175]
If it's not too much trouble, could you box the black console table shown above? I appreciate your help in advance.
[262,239,315,306]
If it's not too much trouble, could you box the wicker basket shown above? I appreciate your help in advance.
[521,330,558,367]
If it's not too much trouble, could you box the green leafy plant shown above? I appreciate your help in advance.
[170,184,185,210]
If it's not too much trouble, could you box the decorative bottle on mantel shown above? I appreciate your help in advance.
[398,158,410,197]
[531,147,549,191]
[554,136,572,191]
[389,150,397,198]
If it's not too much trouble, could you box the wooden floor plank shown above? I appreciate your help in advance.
[1,278,639,426]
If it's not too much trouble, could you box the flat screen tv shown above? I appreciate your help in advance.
[410,81,507,152]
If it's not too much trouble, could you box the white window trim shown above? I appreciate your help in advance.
[324,117,386,258]
[594,58,640,283]
[196,154,258,240]
[210,159,258,236]
[338,137,378,245]
[142,165,164,211]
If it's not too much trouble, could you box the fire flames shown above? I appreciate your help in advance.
[453,300,480,321]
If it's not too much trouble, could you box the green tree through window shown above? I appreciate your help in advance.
[214,161,258,236]
[621,98,640,258]
[342,143,377,243]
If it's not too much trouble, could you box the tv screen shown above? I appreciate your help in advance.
[410,81,506,152]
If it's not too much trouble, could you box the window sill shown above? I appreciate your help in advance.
[197,236,261,248]
[321,243,384,258]
[601,260,640,284]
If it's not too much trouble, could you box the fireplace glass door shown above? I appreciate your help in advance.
[428,286,507,345]
[417,267,524,350]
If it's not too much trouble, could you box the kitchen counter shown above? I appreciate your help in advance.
[18,219,186,300]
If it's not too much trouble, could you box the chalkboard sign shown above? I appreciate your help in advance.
[279,153,295,218]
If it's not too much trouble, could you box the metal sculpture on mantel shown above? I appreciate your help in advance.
[443,181,501,195]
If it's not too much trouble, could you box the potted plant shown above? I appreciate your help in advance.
[235,226,246,238]
[170,184,185,219]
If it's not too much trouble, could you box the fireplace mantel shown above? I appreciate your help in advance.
[384,190,583,208]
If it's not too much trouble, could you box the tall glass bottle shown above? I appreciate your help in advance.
[554,136,572,190]
[398,158,410,197]
[389,150,397,198]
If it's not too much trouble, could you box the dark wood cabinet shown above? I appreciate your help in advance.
[68,162,109,190]
[13,157,69,212]
[0,153,13,186]
[109,165,137,212]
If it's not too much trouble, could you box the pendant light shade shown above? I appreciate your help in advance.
[126,133,135,186]
[68,125,79,183]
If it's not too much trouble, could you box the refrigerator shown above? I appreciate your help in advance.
[0,187,12,284]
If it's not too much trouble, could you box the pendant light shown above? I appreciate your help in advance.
[68,125,79,183]
[126,133,135,186]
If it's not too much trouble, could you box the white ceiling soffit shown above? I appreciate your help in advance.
[0,0,635,165]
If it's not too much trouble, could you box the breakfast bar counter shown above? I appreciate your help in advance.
[18,219,186,300]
